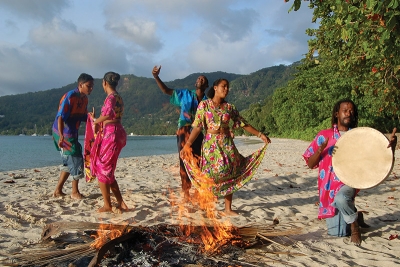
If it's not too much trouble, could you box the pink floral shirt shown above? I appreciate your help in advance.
[303,125,347,219]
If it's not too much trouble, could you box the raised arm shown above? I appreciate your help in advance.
[152,65,173,96]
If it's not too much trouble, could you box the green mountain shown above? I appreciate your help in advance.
[0,64,297,136]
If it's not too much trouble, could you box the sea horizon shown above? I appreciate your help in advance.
[0,135,262,172]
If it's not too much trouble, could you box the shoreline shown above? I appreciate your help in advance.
[0,138,399,266]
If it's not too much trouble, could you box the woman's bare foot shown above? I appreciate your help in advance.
[117,202,129,211]
[71,192,84,200]
[220,209,239,217]
[53,191,66,198]
[97,206,113,213]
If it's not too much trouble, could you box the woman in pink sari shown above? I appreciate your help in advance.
[89,71,128,213]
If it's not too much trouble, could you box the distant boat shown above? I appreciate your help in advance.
[43,134,50,136]
[32,124,38,136]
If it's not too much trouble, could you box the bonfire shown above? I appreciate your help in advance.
[2,152,304,266]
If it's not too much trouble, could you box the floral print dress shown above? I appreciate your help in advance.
[183,99,267,197]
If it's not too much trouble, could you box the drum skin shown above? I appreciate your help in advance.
[332,127,394,189]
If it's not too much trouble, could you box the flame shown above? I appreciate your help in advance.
[178,144,236,252]
[196,185,235,252]
[90,223,125,249]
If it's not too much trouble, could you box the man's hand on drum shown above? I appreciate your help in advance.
[388,127,397,153]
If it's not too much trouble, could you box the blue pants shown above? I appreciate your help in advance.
[326,185,358,237]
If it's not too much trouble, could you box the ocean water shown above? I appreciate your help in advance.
[0,135,253,172]
[0,135,179,172]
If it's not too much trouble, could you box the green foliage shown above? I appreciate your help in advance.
[228,64,298,110]
[272,60,353,136]
[241,96,276,136]
[265,0,400,139]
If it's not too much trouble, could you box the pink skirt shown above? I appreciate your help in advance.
[90,123,126,184]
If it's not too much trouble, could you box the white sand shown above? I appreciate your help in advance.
[0,137,399,266]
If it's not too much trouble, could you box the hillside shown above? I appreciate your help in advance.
[0,63,297,135]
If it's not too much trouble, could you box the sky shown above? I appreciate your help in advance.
[0,0,316,96]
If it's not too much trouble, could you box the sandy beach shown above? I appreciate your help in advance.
[0,137,399,266]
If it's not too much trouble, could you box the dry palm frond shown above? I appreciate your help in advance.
[255,233,308,257]
[237,222,307,259]
[238,222,303,239]
[244,250,293,264]
[2,243,96,267]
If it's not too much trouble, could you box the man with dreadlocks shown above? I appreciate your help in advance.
[302,99,397,246]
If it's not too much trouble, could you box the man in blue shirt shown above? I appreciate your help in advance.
[152,65,208,200]
[52,73,94,199]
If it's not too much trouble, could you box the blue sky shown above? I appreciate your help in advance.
[0,0,315,96]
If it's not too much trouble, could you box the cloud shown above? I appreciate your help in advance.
[0,0,69,21]
[105,18,163,53]
[153,1,314,79]
[0,17,131,95]
[37,19,131,75]
[4,19,19,31]
[0,0,316,96]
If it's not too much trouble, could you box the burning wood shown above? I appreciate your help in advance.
[1,221,304,267]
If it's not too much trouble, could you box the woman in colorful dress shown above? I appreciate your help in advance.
[180,78,271,216]
[89,72,129,213]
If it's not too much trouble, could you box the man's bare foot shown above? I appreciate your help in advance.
[350,221,361,246]
[97,206,113,213]
[71,192,84,200]
[53,191,66,198]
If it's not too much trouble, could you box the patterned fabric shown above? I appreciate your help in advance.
[101,93,124,120]
[89,93,127,184]
[170,89,207,129]
[183,99,268,197]
[192,99,248,130]
[302,125,359,219]
[52,88,88,156]
[84,116,96,182]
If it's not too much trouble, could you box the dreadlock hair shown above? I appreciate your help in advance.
[331,99,358,128]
